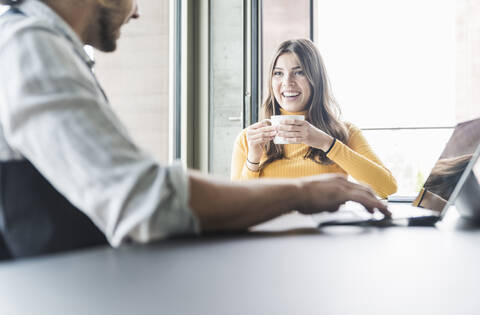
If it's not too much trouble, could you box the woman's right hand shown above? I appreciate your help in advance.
[246,120,277,163]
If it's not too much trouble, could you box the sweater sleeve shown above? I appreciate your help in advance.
[230,130,261,180]
[326,124,398,198]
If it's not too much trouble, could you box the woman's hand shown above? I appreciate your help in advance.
[276,118,334,151]
[246,120,277,163]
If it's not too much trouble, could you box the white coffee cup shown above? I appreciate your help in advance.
[266,115,305,144]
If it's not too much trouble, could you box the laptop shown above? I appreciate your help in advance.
[314,118,480,227]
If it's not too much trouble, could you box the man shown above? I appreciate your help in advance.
[0,0,389,259]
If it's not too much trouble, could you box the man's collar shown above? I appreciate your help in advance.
[16,0,95,69]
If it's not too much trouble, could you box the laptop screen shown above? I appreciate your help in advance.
[412,118,480,211]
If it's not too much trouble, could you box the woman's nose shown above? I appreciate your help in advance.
[282,73,294,86]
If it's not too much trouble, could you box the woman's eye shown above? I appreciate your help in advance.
[273,71,282,77]
[295,70,305,76]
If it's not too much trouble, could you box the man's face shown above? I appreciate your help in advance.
[93,0,140,52]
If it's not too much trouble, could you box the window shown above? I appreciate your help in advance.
[196,0,461,194]
[314,0,455,195]
[316,0,454,128]
[257,1,456,195]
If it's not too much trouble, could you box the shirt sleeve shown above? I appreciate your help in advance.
[0,22,200,247]
[326,124,398,198]
[230,129,261,180]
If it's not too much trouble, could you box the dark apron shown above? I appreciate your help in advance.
[0,160,108,260]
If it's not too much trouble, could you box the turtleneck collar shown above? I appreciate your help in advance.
[278,107,308,117]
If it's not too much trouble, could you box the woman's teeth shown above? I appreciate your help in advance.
[282,92,300,97]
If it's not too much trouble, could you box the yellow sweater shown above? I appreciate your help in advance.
[230,115,398,198]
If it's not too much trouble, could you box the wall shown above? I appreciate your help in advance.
[94,1,170,163]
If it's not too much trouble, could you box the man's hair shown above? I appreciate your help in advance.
[0,0,25,5]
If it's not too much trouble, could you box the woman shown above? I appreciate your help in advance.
[231,38,397,198]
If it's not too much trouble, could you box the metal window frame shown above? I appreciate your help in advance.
[361,126,455,131]
[244,0,261,126]
[169,0,182,162]
[171,0,207,169]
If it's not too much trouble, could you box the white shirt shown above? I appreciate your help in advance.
[0,0,199,246]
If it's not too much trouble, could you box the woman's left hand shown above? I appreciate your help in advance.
[276,118,334,151]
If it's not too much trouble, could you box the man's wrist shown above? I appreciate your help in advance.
[289,179,307,211]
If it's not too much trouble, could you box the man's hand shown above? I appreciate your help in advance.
[190,172,390,233]
[296,174,391,217]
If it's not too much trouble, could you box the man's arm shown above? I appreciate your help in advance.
[190,172,390,231]
[0,26,200,246]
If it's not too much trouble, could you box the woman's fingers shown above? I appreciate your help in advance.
[250,138,271,146]
[247,126,276,135]
[276,128,304,142]
[277,131,302,138]
[247,129,276,140]
[247,126,276,146]
[276,119,307,137]
[248,135,275,143]
[280,119,305,126]
[249,120,272,129]
[277,124,303,132]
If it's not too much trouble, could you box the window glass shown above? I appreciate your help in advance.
[316,0,455,128]
[315,0,455,196]
[209,0,244,176]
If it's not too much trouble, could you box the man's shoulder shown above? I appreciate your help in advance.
[0,10,61,46]
[0,9,96,97]
[0,11,77,69]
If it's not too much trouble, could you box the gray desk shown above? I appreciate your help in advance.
[1,208,480,315]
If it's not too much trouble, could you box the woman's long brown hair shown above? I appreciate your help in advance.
[260,39,348,169]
